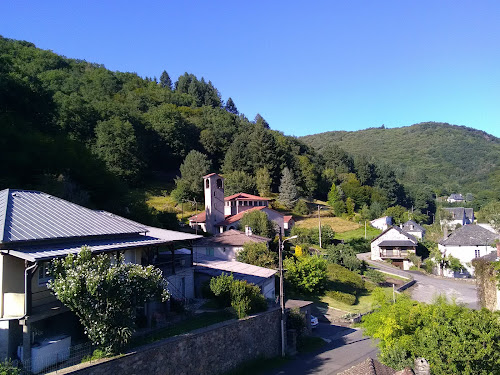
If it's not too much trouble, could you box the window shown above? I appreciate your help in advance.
[206,179,210,189]
[38,262,52,286]
[216,179,223,189]
[475,249,480,258]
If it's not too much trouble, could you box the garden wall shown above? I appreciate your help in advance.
[54,307,281,375]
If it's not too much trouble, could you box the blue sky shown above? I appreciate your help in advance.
[2,1,499,137]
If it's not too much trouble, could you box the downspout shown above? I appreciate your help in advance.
[24,261,39,318]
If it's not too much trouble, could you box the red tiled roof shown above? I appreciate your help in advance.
[188,211,206,223]
[224,193,270,201]
[217,206,266,226]
[284,215,294,223]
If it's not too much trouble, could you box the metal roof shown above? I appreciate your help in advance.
[1,235,168,262]
[0,189,147,244]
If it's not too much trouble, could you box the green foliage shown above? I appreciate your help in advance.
[0,359,20,375]
[224,171,257,196]
[477,200,500,231]
[172,150,211,203]
[327,183,340,208]
[286,308,306,337]
[293,199,310,216]
[239,210,275,238]
[407,253,422,269]
[256,167,272,197]
[325,290,356,305]
[237,242,277,269]
[48,246,168,354]
[325,243,362,271]
[283,255,328,294]
[290,225,335,247]
[364,269,386,284]
[326,263,365,291]
[361,295,500,374]
[279,167,299,209]
[209,273,267,318]
[384,205,409,224]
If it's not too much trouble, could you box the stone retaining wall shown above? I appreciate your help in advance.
[53,307,281,375]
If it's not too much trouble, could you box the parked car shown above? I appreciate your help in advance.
[311,315,319,329]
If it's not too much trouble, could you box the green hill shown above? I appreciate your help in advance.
[301,122,500,198]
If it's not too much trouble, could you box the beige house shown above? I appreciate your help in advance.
[371,226,418,270]
[0,189,200,366]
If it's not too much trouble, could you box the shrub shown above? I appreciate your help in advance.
[326,290,356,305]
[364,269,386,285]
[0,360,20,375]
[284,255,328,295]
[209,273,234,307]
[286,308,306,337]
[294,199,310,216]
[326,263,365,290]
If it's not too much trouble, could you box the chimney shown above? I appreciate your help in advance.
[245,226,252,236]
[414,358,430,375]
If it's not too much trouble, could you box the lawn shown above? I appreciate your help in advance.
[334,225,381,241]
[145,193,202,222]
[321,286,394,314]
[295,216,360,232]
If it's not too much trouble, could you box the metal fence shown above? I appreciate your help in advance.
[18,341,94,375]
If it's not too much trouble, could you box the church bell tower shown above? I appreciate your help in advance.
[203,173,225,234]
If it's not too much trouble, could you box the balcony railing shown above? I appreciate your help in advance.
[379,249,412,259]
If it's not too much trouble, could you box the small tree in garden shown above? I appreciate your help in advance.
[49,246,169,354]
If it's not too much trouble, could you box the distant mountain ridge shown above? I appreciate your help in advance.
[300,122,500,196]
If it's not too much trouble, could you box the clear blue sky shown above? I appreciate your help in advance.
[2,1,499,138]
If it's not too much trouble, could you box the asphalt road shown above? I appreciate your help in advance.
[261,323,378,375]
[358,252,479,309]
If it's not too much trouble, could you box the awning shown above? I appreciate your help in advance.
[378,240,416,247]
[1,235,170,262]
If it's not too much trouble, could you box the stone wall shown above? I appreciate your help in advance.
[55,307,281,375]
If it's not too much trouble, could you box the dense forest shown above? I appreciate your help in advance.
[301,123,500,204]
[2,36,492,226]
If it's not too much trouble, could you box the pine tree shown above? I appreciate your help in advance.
[256,167,272,197]
[159,70,172,90]
[224,97,239,115]
[279,167,299,209]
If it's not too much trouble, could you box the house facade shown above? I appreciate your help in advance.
[400,220,426,240]
[447,193,465,203]
[440,207,474,229]
[370,216,392,231]
[438,224,499,277]
[0,189,200,364]
[188,173,289,235]
[371,226,418,270]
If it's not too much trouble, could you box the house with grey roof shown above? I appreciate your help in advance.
[440,207,474,229]
[371,226,418,270]
[400,220,426,240]
[447,193,465,203]
[0,189,200,365]
[438,224,499,277]
[193,229,270,261]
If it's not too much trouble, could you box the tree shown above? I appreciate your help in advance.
[159,70,172,90]
[361,295,500,374]
[327,183,340,208]
[283,255,328,294]
[239,210,275,238]
[346,197,355,218]
[254,113,270,129]
[384,205,409,224]
[172,150,211,203]
[477,200,500,231]
[48,247,168,354]
[224,171,257,196]
[94,117,141,181]
[325,243,361,271]
[237,242,277,269]
[279,167,299,209]
[256,167,272,197]
[224,97,238,115]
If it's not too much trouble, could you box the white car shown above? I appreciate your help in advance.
[311,315,319,329]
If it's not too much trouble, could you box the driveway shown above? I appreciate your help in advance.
[358,252,479,309]
[261,323,378,375]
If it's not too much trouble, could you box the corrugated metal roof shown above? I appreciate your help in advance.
[1,235,168,262]
[0,189,147,243]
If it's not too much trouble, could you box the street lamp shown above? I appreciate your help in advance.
[278,231,298,357]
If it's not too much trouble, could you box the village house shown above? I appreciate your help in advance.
[400,220,426,240]
[440,207,474,229]
[0,189,201,367]
[438,224,499,277]
[447,193,465,203]
[371,226,418,270]
[370,216,392,231]
[188,173,291,235]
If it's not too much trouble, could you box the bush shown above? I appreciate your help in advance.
[364,269,386,285]
[284,255,328,295]
[325,290,356,305]
[326,263,365,290]
[0,360,20,375]
[286,308,306,338]
[294,199,310,216]
[325,243,362,271]
[209,273,234,307]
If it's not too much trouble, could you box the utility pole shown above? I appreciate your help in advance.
[318,205,322,249]
[278,229,285,357]
[364,220,367,239]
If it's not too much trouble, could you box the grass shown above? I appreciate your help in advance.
[334,225,381,241]
[145,193,202,221]
[129,311,234,348]
[296,216,360,232]
[320,286,394,314]
[224,356,290,375]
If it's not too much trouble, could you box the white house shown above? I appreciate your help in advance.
[400,220,426,240]
[370,216,392,231]
[447,193,465,203]
[438,224,499,277]
[440,207,474,229]
[192,229,270,261]
[371,226,418,270]
[188,173,289,235]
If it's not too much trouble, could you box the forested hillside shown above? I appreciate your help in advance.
[301,123,500,202]
[1,36,422,226]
